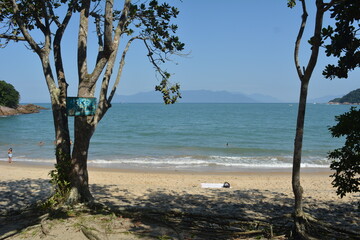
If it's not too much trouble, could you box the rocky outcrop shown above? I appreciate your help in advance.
[0,104,48,116]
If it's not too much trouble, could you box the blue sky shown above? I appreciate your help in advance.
[0,0,359,103]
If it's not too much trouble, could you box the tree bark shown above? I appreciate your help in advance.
[68,116,95,204]
[292,79,309,240]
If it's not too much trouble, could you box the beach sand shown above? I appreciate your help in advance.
[0,161,359,239]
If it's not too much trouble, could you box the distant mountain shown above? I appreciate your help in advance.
[329,88,360,104]
[248,93,282,103]
[113,90,283,103]
[178,90,255,103]
[309,95,343,104]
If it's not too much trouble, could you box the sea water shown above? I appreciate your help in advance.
[0,103,353,171]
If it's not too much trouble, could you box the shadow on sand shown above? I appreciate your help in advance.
[0,179,358,239]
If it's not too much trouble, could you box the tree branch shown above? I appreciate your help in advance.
[48,3,62,27]
[93,13,104,53]
[113,0,132,43]
[10,0,42,54]
[294,0,308,81]
[108,37,137,104]
[104,0,114,53]
[43,2,52,53]
[0,34,26,41]
[54,2,75,93]
[77,0,91,85]
[92,0,132,124]
[304,0,325,80]
[88,0,131,97]
[322,0,336,12]
[143,39,168,80]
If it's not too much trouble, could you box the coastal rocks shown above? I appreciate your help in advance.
[0,106,17,116]
[0,104,47,116]
[328,101,360,105]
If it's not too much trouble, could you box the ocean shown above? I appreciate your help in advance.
[0,103,353,171]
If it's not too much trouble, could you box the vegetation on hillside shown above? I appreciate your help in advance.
[329,88,360,104]
[0,80,20,108]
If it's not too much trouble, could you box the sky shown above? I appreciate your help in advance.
[0,0,359,103]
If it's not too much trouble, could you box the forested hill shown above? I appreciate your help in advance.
[329,88,360,104]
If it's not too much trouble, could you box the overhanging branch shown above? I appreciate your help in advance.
[0,34,26,41]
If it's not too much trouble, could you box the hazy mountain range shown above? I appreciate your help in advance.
[112,90,280,103]
[112,90,342,103]
[112,90,337,103]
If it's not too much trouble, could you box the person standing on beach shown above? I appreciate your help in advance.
[8,148,12,163]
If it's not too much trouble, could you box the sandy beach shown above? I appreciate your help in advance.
[0,161,359,239]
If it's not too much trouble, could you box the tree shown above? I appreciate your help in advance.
[0,0,184,204]
[288,0,334,238]
[328,107,360,202]
[322,0,360,207]
[0,80,20,108]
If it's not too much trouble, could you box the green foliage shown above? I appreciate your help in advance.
[155,77,181,104]
[1,0,184,104]
[328,107,360,200]
[287,0,297,9]
[322,0,360,79]
[0,80,20,108]
[329,88,360,103]
[46,157,72,207]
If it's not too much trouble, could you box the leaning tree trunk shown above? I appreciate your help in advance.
[67,116,95,204]
[292,79,309,239]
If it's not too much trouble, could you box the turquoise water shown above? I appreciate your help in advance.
[0,103,353,170]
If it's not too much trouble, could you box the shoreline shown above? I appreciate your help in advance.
[0,159,332,174]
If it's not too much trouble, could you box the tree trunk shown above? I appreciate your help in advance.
[67,116,95,204]
[292,79,309,239]
[291,1,328,238]
[51,99,71,158]
[52,102,72,183]
[39,54,72,188]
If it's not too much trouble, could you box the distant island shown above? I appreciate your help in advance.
[0,80,48,116]
[328,88,360,105]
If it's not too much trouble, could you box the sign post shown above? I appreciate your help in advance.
[66,97,97,116]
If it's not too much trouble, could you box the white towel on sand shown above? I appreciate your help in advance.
[201,183,227,188]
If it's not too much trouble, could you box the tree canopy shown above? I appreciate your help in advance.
[322,0,360,79]
[0,80,20,108]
